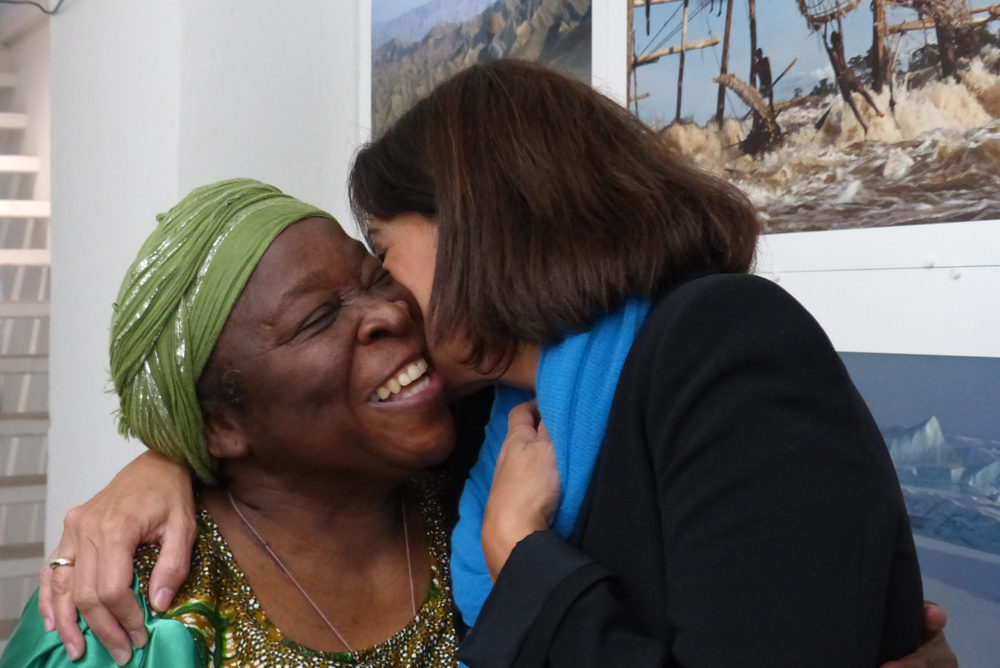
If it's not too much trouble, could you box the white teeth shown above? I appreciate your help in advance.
[398,375,431,399]
[370,358,431,402]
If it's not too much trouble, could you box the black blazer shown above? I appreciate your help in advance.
[458,274,923,667]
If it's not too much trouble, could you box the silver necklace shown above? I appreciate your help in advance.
[226,490,417,653]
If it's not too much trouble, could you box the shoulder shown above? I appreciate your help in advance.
[651,273,807,324]
[134,512,218,602]
[134,510,235,664]
[135,510,230,619]
[636,273,830,360]
[617,273,854,425]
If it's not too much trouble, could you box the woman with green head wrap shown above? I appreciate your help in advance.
[1,179,459,667]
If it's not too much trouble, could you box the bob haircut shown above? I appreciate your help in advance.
[350,59,760,369]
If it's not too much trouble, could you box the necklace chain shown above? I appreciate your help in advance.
[226,491,417,654]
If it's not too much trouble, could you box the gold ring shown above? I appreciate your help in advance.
[48,557,75,569]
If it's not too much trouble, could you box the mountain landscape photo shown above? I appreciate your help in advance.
[371,0,592,135]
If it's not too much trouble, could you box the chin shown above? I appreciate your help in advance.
[394,423,456,471]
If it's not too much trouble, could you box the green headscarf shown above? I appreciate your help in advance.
[110,179,333,481]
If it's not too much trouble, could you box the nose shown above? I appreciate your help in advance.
[357,295,413,343]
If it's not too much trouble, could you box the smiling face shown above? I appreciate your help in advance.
[206,217,454,482]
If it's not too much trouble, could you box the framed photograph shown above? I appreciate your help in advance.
[841,351,1000,665]
[371,0,593,137]
[629,1,1000,233]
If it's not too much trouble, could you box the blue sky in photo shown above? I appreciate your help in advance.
[632,2,998,125]
[372,0,431,25]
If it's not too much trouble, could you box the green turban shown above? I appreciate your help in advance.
[110,178,333,481]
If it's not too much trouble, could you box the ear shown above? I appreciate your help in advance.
[203,405,251,460]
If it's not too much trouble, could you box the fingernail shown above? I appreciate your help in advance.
[42,617,53,633]
[130,628,149,648]
[111,647,132,666]
[66,640,83,661]
[152,588,172,611]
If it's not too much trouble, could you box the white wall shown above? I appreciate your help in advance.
[47,0,367,551]
[757,221,1000,358]
[174,2,366,223]
[48,0,182,552]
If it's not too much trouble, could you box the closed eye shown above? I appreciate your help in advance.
[362,258,394,290]
[298,304,340,335]
[372,267,393,287]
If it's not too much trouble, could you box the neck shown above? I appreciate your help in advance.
[496,343,540,391]
[205,467,408,556]
[199,466,428,653]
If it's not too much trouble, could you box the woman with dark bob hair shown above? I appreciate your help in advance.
[40,62,954,667]
[350,59,924,666]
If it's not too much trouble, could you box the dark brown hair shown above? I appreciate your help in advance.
[350,59,759,368]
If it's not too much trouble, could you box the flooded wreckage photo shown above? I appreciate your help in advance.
[629,0,1000,232]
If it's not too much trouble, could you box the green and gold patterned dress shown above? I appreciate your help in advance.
[1,476,458,668]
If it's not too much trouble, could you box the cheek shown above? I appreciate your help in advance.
[252,344,351,410]
[388,260,433,320]
[403,269,432,318]
[427,336,483,392]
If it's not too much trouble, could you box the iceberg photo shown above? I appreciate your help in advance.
[841,351,1000,666]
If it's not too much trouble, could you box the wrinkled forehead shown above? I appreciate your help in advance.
[236,217,370,306]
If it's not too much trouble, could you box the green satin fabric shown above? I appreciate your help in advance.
[0,583,203,668]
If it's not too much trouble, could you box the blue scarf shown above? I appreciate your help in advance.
[450,299,650,626]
